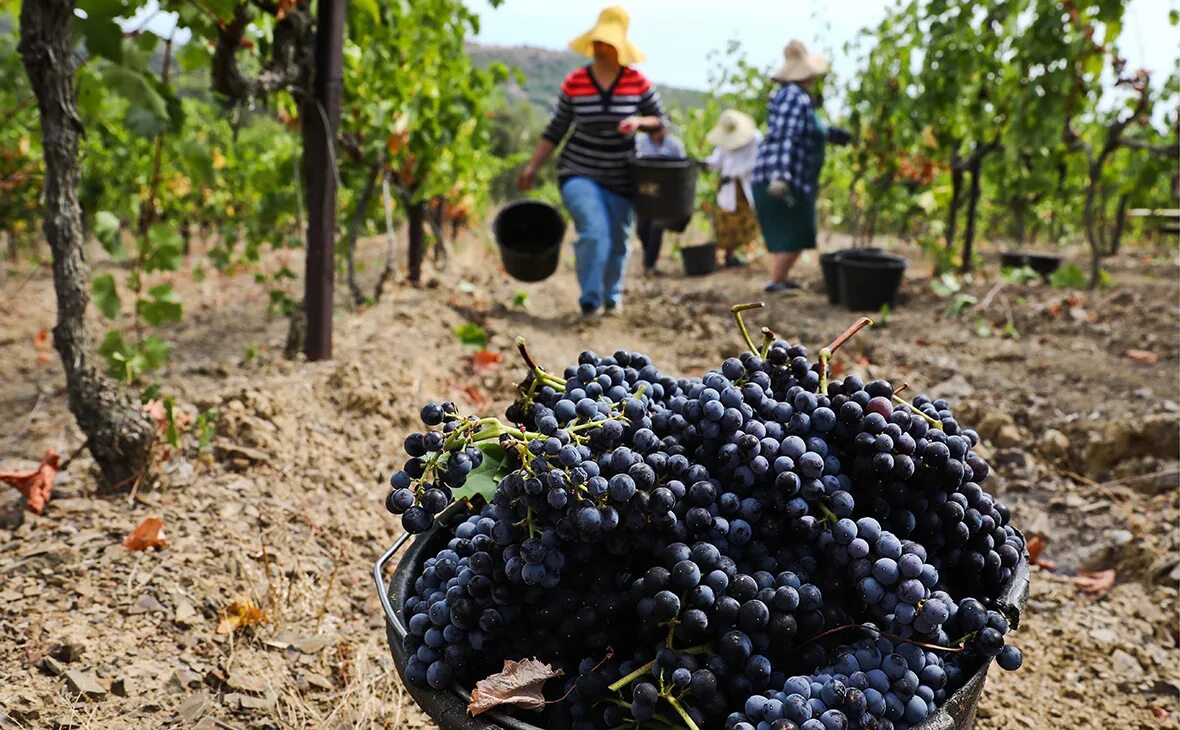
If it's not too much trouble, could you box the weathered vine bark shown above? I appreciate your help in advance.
[345,159,382,306]
[19,0,155,491]
[944,154,963,251]
[959,162,983,274]
[407,200,425,284]
[1110,193,1129,256]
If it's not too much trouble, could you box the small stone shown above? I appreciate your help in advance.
[63,669,106,699]
[193,718,217,730]
[1108,529,1134,547]
[49,643,83,663]
[227,672,267,694]
[993,424,1026,449]
[301,672,334,691]
[40,656,67,676]
[177,692,211,724]
[930,374,974,402]
[1036,429,1071,461]
[51,717,79,730]
[111,677,133,697]
[289,635,334,654]
[238,693,275,711]
[173,669,203,688]
[174,598,198,626]
[1089,628,1119,644]
[128,594,166,617]
[1111,649,1143,678]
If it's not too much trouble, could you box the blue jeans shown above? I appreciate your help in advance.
[560,176,634,310]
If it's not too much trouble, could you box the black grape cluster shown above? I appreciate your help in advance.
[384,336,1026,730]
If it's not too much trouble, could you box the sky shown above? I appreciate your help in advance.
[465,0,1180,93]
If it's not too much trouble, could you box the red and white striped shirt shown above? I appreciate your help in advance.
[542,66,667,196]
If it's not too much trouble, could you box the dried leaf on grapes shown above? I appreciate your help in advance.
[468,658,563,716]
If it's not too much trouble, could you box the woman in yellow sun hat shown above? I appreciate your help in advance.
[518,6,667,319]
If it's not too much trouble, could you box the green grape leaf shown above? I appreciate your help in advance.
[454,322,489,349]
[139,335,172,371]
[136,283,183,326]
[93,210,126,260]
[141,227,184,272]
[451,441,507,504]
[92,273,122,319]
[79,14,124,64]
[1049,263,1087,289]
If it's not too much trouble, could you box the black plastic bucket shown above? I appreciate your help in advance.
[999,251,1062,281]
[631,158,698,225]
[820,248,882,305]
[375,529,1029,730]
[838,250,907,311]
[493,201,566,283]
[662,214,693,234]
[681,242,717,276]
[1025,253,1062,279]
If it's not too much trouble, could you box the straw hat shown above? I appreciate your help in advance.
[706,109,758,151]
[568,6,646,67]
[771,39,829,83]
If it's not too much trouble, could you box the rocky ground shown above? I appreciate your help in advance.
[0,229,1177,729]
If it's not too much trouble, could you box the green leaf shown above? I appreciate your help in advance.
[453,321,489,349]
[141,227,184,272]
[944,293,977,318]
[163,397,180,447]
[140,383,162,403]
[92,273,122,319]
[512,290,530,309]
[79,14,124,63]
[177,41,212,73]
[98,330,134,382]
[93,211,126,260]
[451,441,507,503]
[103,66,170,137]
[137,283,182,326]
[973,318,993,338]
[931,272,962,298]
[1049,263,1087,289]
[139,335,172,371]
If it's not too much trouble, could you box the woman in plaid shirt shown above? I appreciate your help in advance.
[752,40,830,293]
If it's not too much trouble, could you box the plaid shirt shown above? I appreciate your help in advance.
[752,83,816,196]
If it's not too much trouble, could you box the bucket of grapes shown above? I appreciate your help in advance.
[374,305,1030,730]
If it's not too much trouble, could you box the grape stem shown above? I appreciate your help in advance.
[801,622,966,653]
[891,394,944,430]
[730,302,765,355]
[664,696,701,730]
[606,644,711,693]
[515,336,567,392]
[824,316,875,354]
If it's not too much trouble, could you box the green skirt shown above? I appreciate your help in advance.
[752,182,817,253]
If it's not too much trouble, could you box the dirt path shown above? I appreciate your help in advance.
[0,232,1177,729]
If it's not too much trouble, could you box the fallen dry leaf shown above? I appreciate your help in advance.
[122,517,167,551]
[1152,707,1169,722]
[914,337,933,346]
[459,384,490,409]
[472,349,502,374]
[1124,349,1159,365]
[1025,535,1057,571]
[33,328,51,364]
[217,596,268,635]
[0,448,60,514]
[468,658,563,716]
[1070,568,1116,597]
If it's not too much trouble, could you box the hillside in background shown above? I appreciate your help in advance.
[468,43,708,113]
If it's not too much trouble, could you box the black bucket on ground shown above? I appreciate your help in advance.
[375,528,1030,730]
[1025,253,1063,279]
[630,158,698,225]
[681,242,717,276]
[493,200,566,283]
[838,250,907,311]
[999,251,1063,281]
[820,248,883,305]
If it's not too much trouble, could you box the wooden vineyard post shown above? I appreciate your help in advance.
[303,0,346,361]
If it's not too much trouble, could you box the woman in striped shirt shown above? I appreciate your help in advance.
[518,6,667,319]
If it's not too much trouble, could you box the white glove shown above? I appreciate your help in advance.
[768,178,795,206]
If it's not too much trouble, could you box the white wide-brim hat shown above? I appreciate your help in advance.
[706,109,758,151]
[568,6,646,67]
[771,39,829,83]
